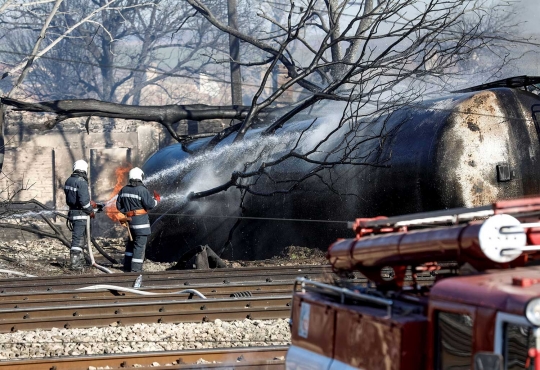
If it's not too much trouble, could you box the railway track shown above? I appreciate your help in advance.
[0,265,335,293]
[0,345,288,369]
[0,264,441,369]
[0,266,328,333]
[0,282,294,307]
[0,295,292,332]
[0,265,440,333]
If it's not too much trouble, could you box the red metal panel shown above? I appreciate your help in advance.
[528,227,540,246]
[397,225,464,260]
[398,316,428,370]
[474,307,496,353]
[290,294,336,358]
[333,307,426,370]
[458,223,484,259]
[494,197,540,214]
[350,233,403,267]
[327,220,531,279]
[430,267,540,316]
[327,239,355,270]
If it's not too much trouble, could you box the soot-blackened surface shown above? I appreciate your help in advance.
[143,89,540,262]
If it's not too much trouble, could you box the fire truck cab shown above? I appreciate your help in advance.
[286,198,540,370]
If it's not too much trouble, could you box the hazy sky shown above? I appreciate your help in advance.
[515,0,540,34]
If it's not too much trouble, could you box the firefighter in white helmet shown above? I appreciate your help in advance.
[116,167,160,272]
[64,160,97,270]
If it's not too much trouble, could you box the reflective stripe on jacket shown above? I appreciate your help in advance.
[116,180,157,236]
[64,171,93,218]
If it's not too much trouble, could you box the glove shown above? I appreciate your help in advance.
[90,200,97,209]
[153,190,161,202]
[90,212,95,219]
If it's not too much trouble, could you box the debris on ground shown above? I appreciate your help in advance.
[0,239,324,277]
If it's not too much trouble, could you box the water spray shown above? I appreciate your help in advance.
[143,132,299,186]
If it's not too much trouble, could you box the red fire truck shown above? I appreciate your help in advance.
[286,197,540,370]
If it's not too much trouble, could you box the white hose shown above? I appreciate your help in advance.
[86,218,113,274]
[76,284,207,299]
[0,269,36,277]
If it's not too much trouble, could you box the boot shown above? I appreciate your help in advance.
[131,261,143,273]
[70,250,84,271]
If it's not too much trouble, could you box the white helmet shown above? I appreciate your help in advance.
[129,167,144,181]
[73,160,88,173]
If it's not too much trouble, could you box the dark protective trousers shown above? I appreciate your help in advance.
[124,235,147,272]
[70,219,87,270]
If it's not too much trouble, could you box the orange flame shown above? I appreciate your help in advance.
[105,165,131,223]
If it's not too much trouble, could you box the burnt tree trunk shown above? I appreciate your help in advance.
[0,103,5,173]
[0,97,257,142]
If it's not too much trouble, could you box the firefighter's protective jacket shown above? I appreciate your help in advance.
[64,171,93,220]
[116,180,157,236]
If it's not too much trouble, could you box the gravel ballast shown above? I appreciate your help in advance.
[0,319,291,360]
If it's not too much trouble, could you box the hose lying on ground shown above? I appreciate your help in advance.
[86,218,112,274]
[0,269,36,277]
[76,284,207,299]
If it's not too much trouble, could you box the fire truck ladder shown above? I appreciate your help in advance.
[352,196,540,230]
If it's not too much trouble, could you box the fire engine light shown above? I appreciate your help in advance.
[525,298,540,326]
[478,214,526,263]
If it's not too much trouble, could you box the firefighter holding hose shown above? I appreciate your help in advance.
[116,167,160,272]
[64,160,102,270]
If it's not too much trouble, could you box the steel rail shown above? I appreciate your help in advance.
[0,295,291,322]
[0,266,334,293]
[0,288,293,309]
[0,272,437,303]
[0,282,298,303]
[141,360,285,369]
[0,346,288,370]
[0,276,328,294]
[0,302,292,333]
[0,265,330,283]
[0,273,437,307]
[0,270,441,295]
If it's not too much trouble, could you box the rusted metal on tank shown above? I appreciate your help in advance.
[437,91,510,206]
[143,88,540,262]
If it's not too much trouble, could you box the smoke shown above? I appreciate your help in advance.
[514,0,540,35]
[146,131,301,201]
[294,113,342,152]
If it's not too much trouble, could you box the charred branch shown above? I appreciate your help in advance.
[1,198,118,264]
[0,223,69,246]
[0,97,260,143]
[1,98,253,126]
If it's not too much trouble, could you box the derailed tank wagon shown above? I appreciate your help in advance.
[287,197,540,370]
[142,76,540,262]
